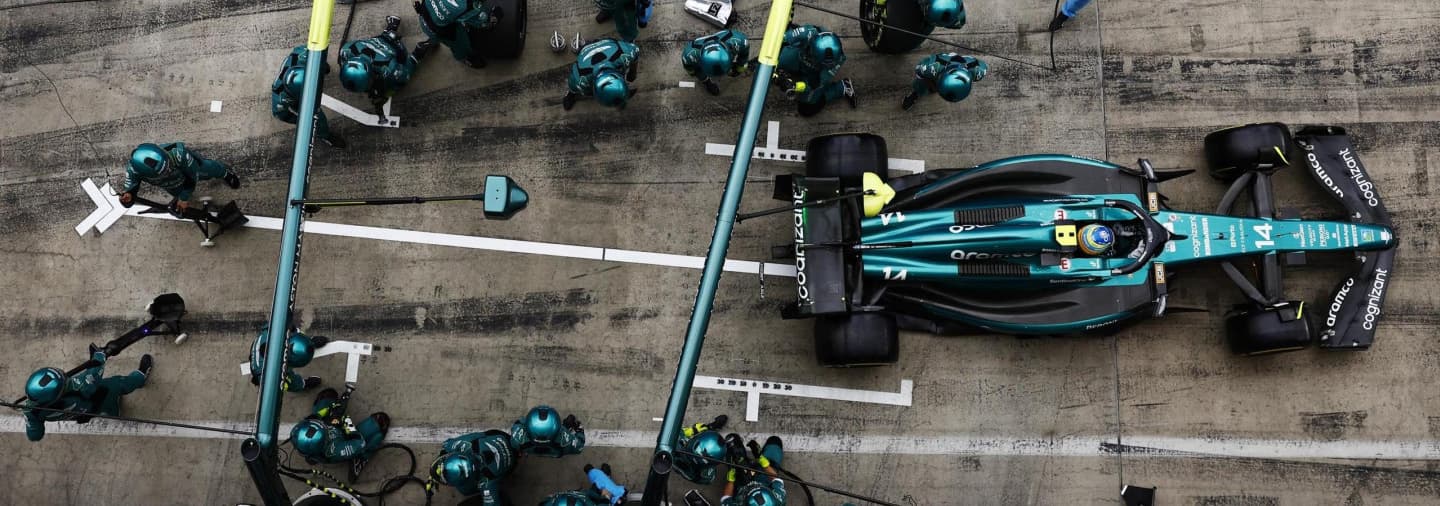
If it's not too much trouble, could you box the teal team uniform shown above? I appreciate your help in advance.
[121,142,233,202]
[680,29,751,95]
[777,24,853,115]
[414,0,501,67]
[270,46,342,146]
[22,352,148,442]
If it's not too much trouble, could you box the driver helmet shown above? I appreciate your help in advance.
[129,143,172,178]
[925,0,964,27]
[338,59,373,92]
[25,367,67,406]
[809,32,843,68]
[1078,224,1116,256]
[700,42,732,76]
[522,405,562,443]
[937,65,974,102]
[290,419,330,457]
[594,70,630,108]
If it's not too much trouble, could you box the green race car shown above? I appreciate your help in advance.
[775,124,1397,366]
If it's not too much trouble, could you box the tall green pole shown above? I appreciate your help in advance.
[247,1,335,504]
[641,1,792,503]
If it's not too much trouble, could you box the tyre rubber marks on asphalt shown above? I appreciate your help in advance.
[704,121,927,173]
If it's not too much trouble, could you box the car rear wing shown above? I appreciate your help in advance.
[1294,127,1397,349]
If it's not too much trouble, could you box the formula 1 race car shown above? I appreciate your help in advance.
[774,124,1397,366]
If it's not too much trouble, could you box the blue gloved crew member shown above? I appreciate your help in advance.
[1049,0,1093,31]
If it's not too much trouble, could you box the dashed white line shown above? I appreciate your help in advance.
[678,81,696,88]
[209,100,223,113]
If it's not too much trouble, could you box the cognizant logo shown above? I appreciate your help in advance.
[1340,148,1380,208]
[1363,268,1389,330]
[793,185,809,302]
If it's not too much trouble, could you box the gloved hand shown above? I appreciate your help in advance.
[342,415,358,434]
[119,192,135,208]
[723,433,747,463]
[746,439,762,459]
[563,414,584,432]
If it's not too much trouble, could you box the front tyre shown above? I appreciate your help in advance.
[479,0,527,58]
[860,0,928,54]
[1203,122,1294,181]
[1225,301,1312,355]
[814,312,900,367]
[805,133,889,188]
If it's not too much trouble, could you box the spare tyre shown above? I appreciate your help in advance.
[806,133,889,188]
[860,0,928,54]
[479,0,527,58]
[1203,122,1294,181]
[814,312,900,367]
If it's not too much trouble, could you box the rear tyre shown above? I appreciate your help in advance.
[1225,301,1313,355]
[814,312,899,367]
[479,0,527,58]
[805,133,889,188]
[860,0,928,54]
[1203,122,1294,181]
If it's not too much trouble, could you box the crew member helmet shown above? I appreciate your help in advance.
[25,368,67,406]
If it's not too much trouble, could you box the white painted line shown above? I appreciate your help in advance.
[94,184,129,233]
[320,94,400,128]
[79,179,794,278]
[75,178,112,236]
[705,142,734,157]
[695,375,912,422]
[651,417,664,422]
[6,415,1439,460]
[678,81,696,88]
[704,121,926,173]
[239,341,375,383]
[210,100,223,113]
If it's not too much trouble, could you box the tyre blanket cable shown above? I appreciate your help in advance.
[675,448,899,506]
[0,400,253,436]
[278,442,433,506]
[792,1,1057,72]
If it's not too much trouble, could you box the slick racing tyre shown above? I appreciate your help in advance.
[806,133,889,188]
[814,312,900,367]
[1225,301,1313,355]
[1204,122,1295,181]
[479,0,527,58]
[860,0,927,54]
